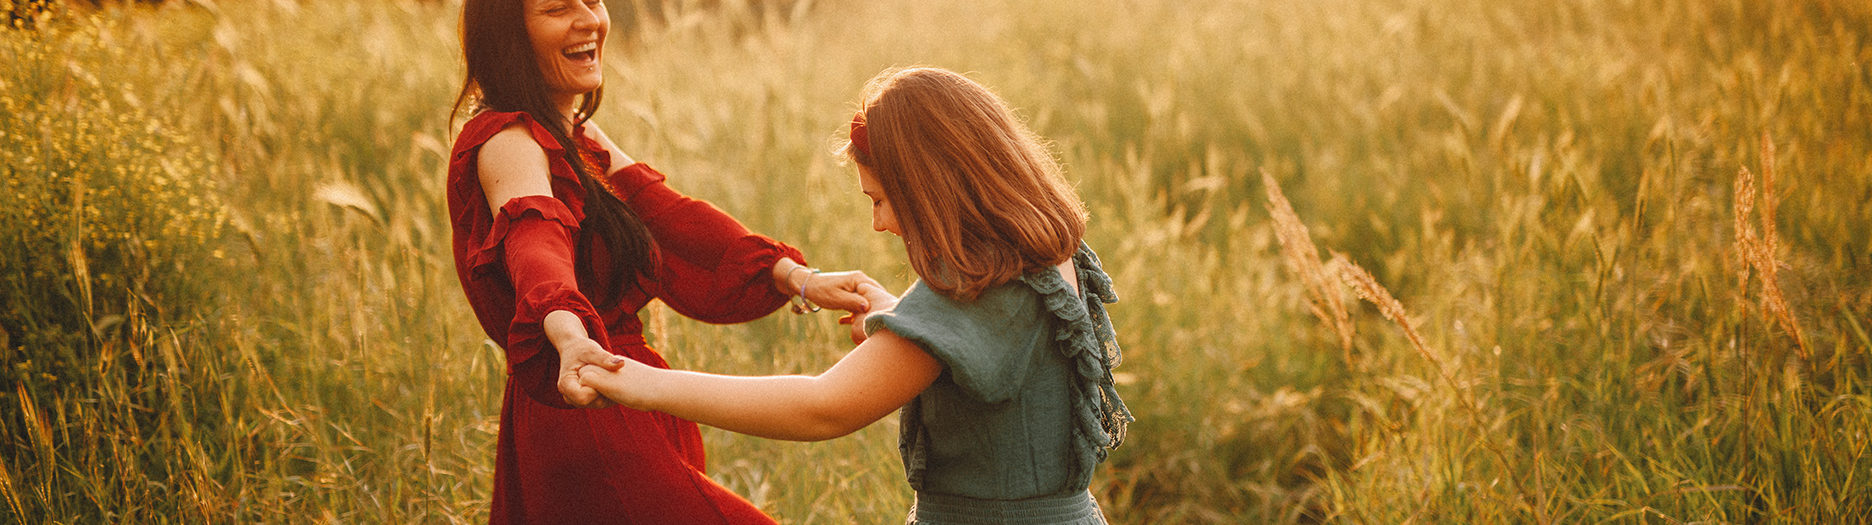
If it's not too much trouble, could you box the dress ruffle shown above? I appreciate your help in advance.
[464,195,583,280]
[448,111,591,231]
[603,159,667,203]
[1015,243,1133,472]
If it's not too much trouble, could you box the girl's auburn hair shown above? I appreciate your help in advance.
[844,67,1088,302]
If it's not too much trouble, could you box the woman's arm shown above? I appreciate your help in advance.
[591,119,882,317]
[479,126,625,407]
[771,257,885,314]
[579,327,940,441]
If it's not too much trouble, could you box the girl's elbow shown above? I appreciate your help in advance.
[794,411,867,441]
[793,387,876,440]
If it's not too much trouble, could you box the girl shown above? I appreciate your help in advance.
[446,0,882,522]
[581,67,1134,524]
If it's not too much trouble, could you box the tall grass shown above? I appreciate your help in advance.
[3,0,1869,522]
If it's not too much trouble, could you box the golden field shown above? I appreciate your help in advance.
[2,0,1869,522]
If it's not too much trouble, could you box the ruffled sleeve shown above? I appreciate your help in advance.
[481,196,611,365]
[863,280,1050,403]
[606,163,804,323]
[447,111,608,409]
[450,112,587,235]
[1016,243,1133,470]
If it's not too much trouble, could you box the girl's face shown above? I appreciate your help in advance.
[858,166,903,237]
[525,0,608,109]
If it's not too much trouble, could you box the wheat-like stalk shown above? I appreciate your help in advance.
[1733,134,1810,360]
[1333,254,1548,524]
[1333,256,1454,407]
[1262,169,1356,363]
[1732,163,1757,293]
[1264,169,1543,520]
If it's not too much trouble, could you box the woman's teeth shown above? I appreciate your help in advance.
[563,42,597,61]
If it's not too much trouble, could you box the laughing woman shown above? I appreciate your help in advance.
[446,0,880,522]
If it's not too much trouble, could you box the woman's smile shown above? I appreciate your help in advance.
[561,40,599,68]
[526,0,609,110]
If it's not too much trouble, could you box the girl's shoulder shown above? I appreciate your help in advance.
[864,279,1048,403]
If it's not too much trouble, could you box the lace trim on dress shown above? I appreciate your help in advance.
[1015,243,1134,474]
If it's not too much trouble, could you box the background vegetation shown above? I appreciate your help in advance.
[3,0,1869,522]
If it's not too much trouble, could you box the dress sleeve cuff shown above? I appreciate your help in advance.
[503,285,608,409]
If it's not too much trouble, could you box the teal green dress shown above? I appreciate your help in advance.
[865,243,1133,524]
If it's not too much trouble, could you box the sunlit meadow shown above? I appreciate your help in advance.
[3,0,1869,522]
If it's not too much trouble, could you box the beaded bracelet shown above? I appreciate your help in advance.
[788,266,822,314]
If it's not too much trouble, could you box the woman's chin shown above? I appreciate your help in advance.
[549,78,604,100]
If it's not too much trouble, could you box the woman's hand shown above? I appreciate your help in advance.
[801,270,887,313]
[578,357,656,410]
[556,336,625,408]
[771,258,885,314]
[543,310,625,408]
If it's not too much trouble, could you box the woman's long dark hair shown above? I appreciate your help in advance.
[453,0,657,309]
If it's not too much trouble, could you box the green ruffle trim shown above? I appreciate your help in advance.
[1016,243,1134,476]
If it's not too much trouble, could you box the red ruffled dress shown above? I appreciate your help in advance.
[448,111,795,524]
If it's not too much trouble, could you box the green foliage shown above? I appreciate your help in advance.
[0,15,225,395]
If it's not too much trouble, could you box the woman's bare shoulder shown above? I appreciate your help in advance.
[476,124,554,212]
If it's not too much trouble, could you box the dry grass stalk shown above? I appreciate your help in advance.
[1733,134,1810,359]
[1732,163,1756,292]
[1332,255,1455,405]
[15,384,55,500]
[0,434,21,520]
[1261,169,1356,362]
[1332,254,1548,523]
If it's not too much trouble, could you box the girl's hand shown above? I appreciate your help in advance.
[556,336,624,408]
[579,357,654,409]
[839,283,899,344]
[802,270,886,313]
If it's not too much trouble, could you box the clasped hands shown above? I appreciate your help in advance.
[555,270,898,408]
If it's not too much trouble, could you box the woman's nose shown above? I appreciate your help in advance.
[573,5,602,30]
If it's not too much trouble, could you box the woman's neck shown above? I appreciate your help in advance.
[550,93,580,126]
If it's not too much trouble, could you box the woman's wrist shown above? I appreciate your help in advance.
[543,310,588,346]
[773,258,821,314]
[772,258,804,293]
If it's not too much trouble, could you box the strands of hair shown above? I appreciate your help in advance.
[854,67,1085,302]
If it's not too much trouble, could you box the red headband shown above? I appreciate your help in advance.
[849,111,870,156]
